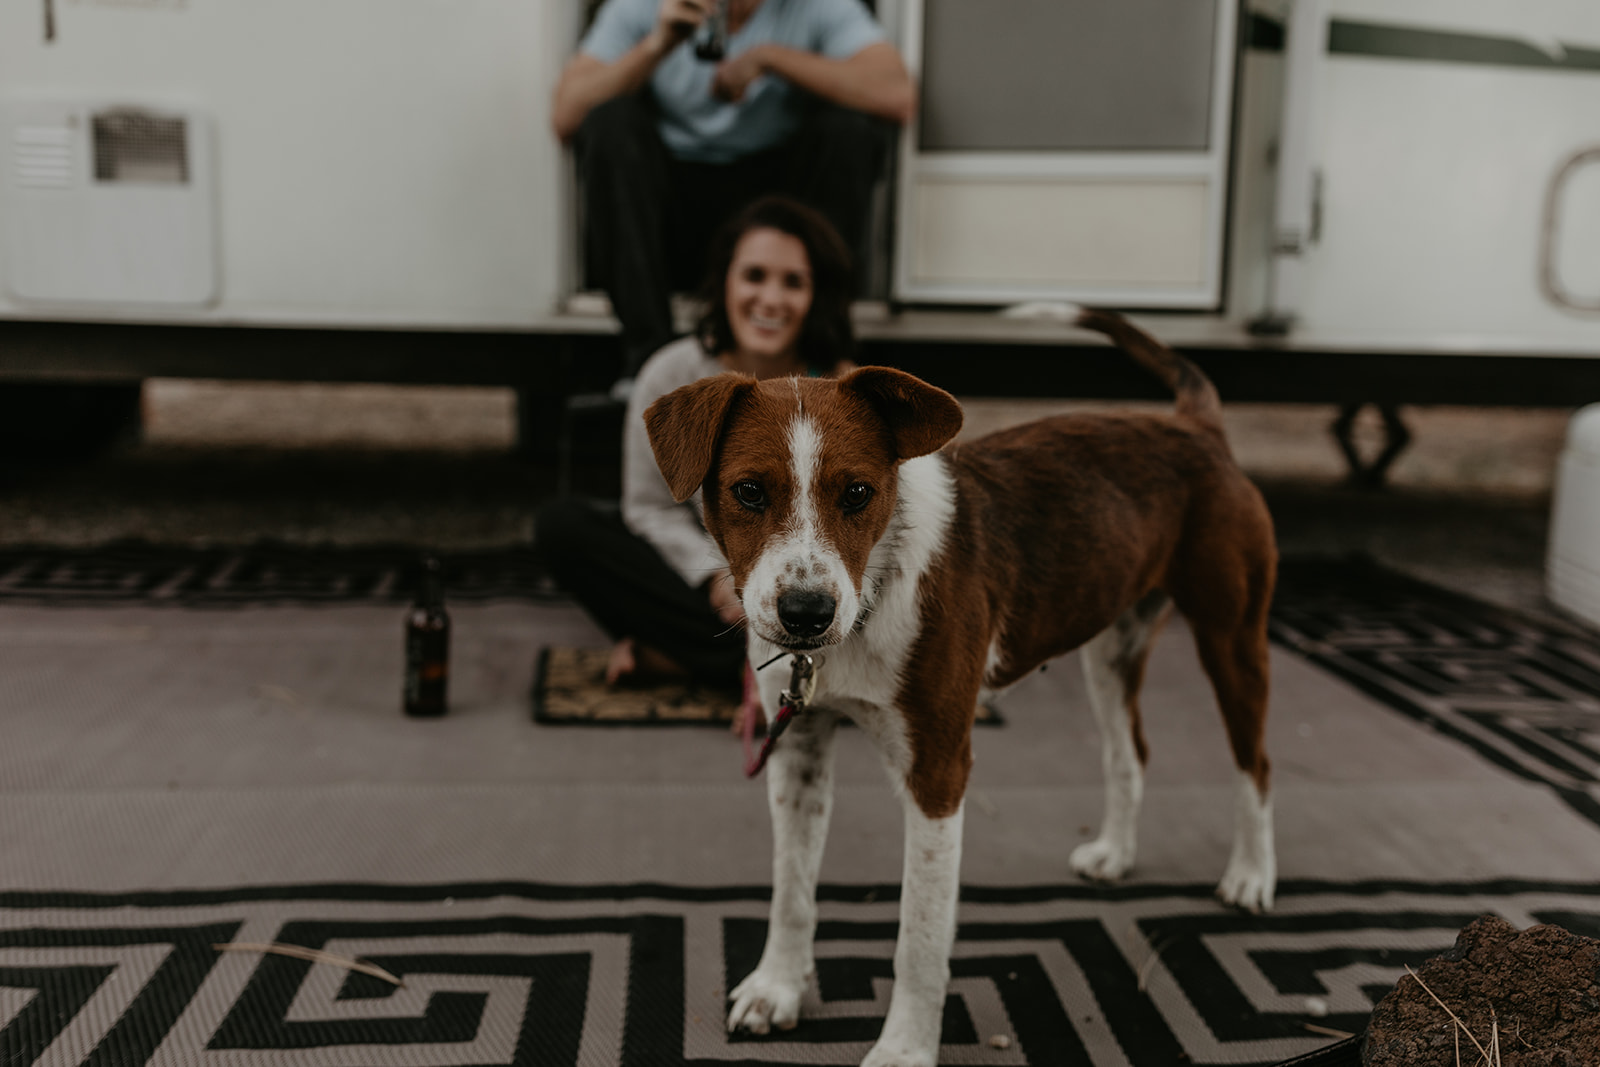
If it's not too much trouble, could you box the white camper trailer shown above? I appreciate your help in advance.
[1,0,1598,452]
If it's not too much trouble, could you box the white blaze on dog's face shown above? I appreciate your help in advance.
[711,383,894,648]
[644,368,964,651]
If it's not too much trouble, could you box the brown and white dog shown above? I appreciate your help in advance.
[645,308,1277,1067]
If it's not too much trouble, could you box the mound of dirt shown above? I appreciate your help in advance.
[1364,915,1600,1066]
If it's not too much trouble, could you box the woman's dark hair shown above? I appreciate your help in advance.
[695,195,855,373]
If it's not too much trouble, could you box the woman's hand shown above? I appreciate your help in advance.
[708,569,745,625]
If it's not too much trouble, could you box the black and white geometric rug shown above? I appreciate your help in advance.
[5,878,1599,1066]
[0,541,560,605]
[1271,556,1600,833]
[6,876,1593,1067]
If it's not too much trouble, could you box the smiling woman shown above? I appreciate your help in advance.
[722,229,813,367]
[536,196,856,725]
[693,195,855,378]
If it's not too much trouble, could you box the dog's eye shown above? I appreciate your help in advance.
[733,481,768,511]
[841,483,874,513]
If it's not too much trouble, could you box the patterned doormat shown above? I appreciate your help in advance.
[531,646,1005,727]
[532,646,745,725]
[3,878,1595,1067]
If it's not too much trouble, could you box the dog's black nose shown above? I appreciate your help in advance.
[777,591,836,638]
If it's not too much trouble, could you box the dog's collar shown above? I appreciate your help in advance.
[743,652,815,778]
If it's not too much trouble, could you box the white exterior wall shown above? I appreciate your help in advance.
[1247,0,1600,352]
[0,0,575,328]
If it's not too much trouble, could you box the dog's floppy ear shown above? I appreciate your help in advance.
[839,366,963,460]
[644,374,756,502]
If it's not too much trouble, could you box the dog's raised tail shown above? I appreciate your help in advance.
[1075,307,1223,429]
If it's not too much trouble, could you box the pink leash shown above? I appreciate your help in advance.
[742,653,814,778]
[738,664,762,774]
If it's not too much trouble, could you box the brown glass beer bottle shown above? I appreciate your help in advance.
[403,557,450,717]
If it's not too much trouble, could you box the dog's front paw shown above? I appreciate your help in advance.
[1069,836,1135,882]
[726,966,807,1035]
[861,1036,938,1067]
[1216,857,1275,913]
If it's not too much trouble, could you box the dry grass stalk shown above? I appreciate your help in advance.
[213,941,404,987]
[1135,934,1172,992]
[1302,1022,1355,1039]
[1403,965,1500,1067]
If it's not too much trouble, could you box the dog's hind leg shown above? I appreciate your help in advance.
[1189,613,1276,912]
[727,704,840,1035]
[1069,590,1170,883]
[1169,482,1278,911]
[1173,520,1277,912]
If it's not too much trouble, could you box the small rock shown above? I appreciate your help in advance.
[988,1034,1012,1050]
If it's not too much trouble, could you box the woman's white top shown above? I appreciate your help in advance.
[621,336,728,586]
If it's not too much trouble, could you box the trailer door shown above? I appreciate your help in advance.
[893,0,1238,309]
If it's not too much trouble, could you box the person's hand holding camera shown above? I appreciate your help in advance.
[649,0,711,53]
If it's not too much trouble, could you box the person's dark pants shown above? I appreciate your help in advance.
[536,496,747,686]
[575,93,891,377]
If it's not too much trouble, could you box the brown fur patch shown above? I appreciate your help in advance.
[838,367,964,461]
[898,409,1277,814]
[644,375,757,502]
[898,549,987,817]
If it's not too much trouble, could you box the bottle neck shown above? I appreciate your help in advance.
[417,560,444,609]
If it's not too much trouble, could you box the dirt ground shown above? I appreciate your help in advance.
[1365,916,1600,1067]
[0,380,1584,626]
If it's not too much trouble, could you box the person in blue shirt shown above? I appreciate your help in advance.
[551,0,914,385]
